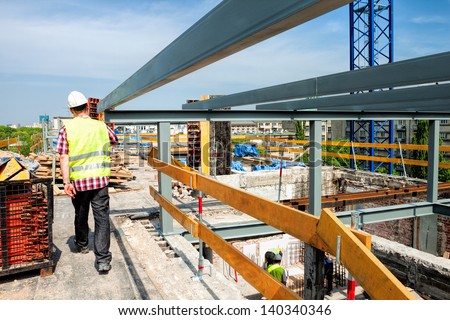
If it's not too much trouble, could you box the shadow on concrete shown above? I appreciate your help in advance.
[112,228,151,299]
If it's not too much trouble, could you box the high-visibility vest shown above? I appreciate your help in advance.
[65,117,111,181]
[267,263,284,282]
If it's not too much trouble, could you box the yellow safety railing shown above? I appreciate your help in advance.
[30,133,43,153]
[147,154,415,300]
[232,136,450,168]
[0,137,18,149]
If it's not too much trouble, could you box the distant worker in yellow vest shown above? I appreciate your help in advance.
[264,248,287,285]
[57,91,118,273]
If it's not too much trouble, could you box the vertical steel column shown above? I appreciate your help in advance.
[427,120,439,202]
[136,126,141,157]
[309,121,322,216]
[417,120,439,254]
[304,120,324,300]
[158,122,174,234]
[369,120,375,172]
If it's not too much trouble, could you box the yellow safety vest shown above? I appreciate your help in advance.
[65,117,111,181]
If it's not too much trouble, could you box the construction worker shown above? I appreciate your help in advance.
[264,248,287,285]
[324,254,334,295]
[57,91,118,273]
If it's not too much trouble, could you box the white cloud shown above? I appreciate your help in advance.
[411,15,449,24]
[0,1,218,79]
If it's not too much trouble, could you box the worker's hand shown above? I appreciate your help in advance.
[64,183,76,198]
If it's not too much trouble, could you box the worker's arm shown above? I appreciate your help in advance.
[60,153,76,198]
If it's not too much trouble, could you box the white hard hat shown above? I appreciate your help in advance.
[67,91,88,108]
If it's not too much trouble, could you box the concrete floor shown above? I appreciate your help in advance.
[0,162,250,300]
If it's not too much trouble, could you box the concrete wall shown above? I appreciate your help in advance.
[371,235,450,299]
[335,168,425,189]
[216,166,336,201]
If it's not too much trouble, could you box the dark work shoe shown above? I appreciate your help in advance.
[98,263,111,273]
[77,246,89,254]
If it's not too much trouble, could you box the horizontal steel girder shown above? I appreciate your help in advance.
[104,109,450,125]
[98,0,352,113]
[255,83,450,111]
[181,221,282,244]
[182,52,450,110]
[336,199,450,225]
[433,204,450,217]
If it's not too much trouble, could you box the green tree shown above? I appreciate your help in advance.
[411,120,450,181]
[322,139,351,168]
[295,121,305,140]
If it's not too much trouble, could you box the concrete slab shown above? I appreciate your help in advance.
[0,162,249,300]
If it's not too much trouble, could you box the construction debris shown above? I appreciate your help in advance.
[28,152,135,184]
[172,181,198,201]
[0,151,39,181]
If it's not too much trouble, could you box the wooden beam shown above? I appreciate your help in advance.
[197,174,330,251]
[198,222,300,299]
[323,151,450,169]
[317,208,415,300]
[0,138,18,149]
[149,184,299,299]
[148,157,197,188]
[200,121,210,175]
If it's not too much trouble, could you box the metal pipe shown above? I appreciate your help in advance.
[197,167,204,278]
[398,141,407,177]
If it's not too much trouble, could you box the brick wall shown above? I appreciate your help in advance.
[437,215,450,256]
[363,218,415,247]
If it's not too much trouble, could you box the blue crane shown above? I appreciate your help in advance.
[349,0,394,174]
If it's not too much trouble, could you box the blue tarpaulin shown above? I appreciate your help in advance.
[252,158,305,171]
[232,161,246,172]
[233,144,259,157]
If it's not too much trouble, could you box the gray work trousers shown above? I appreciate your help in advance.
[72,186,112,265]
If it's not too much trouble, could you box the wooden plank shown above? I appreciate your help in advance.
[316,208,415,300]
[196,174,330,251]
[149,183,299,299]
[0,138,18,148]
[323,151,450,169]
[149,185,198,237]
[149,158,197,188]
[200,121,210,175]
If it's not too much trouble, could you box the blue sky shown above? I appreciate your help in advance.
[1,0,449,125]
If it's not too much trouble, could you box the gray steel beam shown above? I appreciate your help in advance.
[183,52,450,110]
[105,110,450,125]
[256,83,450,111]
[181,221,283,244]
[158,122,174,234]
[98,0,352,112]
[335,200,450,225]
[433,204,450,217]
[427,120,440,202]
[309,121,322,217]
